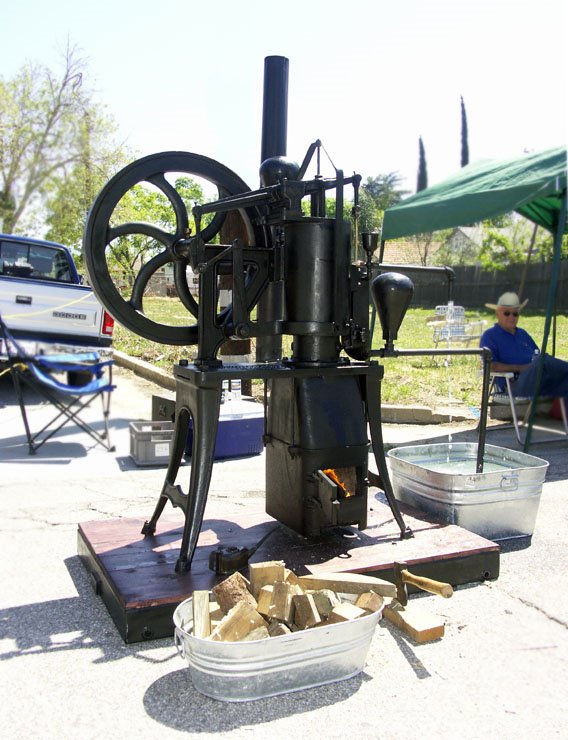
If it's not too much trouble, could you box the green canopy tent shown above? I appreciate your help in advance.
[381,145,567,449]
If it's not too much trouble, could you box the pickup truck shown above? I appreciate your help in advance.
[0,233,114,363]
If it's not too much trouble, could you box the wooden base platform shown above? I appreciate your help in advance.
[77,498,500,643]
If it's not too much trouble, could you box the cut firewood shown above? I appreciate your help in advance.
[327,603,368,624]
[293,593,322,629]
[268,581,295,625]
[239,625,270,641]
[355,591,384,613]
[268,620,292,637]
[299,572,396,597]
[210,601,267,642]
[209,600,224,622]
[192,590,212,639]
[256,585,274,617]
[383,602,444,643]
[212,571,257,614]
[249,561,285,598]
[284,568,303,588]
[311,589,341,618]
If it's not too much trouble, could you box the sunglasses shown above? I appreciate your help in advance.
[502,311,519,317]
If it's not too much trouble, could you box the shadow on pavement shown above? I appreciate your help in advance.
[143,668,368,732]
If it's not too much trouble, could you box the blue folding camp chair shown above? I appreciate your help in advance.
[0,314,115,454]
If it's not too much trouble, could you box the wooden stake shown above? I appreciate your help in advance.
[192,590,212,639]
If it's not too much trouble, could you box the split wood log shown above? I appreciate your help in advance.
[383,602,444,643]
[327,603,368,623]
[209,600,224,622]
[299,572,396,598]
[293,593,322,629]
[256,585,274,617]
[355,591,384,613]
[212,571,257,614]
[311,589,341,618]
[192,590,212,639]
[284,568,302,587]
[239,625,270,641]
[268,620,292,637]
[249,561,285,598]
[210,601,267,642]
[268,581,295,625]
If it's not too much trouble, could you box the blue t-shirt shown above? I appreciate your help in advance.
[480,323,538,365]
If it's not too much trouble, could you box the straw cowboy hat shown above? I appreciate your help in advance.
[485,291,529,311]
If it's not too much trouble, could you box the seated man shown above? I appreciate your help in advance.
[480,291,568,399]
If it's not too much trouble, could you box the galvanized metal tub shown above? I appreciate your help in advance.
[173,596,382,702]
[387,442,549,540]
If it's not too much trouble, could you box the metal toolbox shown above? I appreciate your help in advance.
[129,420,174,466]
[173,596,382,702]
[387,442,549,540]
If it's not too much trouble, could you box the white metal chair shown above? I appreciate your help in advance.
[429,305,486,349]
[487,371,568,444]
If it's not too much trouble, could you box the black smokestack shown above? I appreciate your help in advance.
[260,56,289,163]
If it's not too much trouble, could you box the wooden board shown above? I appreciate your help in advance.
[77,499,500,643]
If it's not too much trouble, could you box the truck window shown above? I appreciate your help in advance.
[0,240,72,282]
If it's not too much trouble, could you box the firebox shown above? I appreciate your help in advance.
[266,375,369,536]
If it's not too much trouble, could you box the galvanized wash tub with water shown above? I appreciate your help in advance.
[173,595,382,702]
[387,442,549,541]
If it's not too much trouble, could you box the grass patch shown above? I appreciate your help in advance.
[112,299,567,410]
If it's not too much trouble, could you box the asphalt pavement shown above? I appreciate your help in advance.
[0,364,566,739]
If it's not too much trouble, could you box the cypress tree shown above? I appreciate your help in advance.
[416,137,428,192]
[460,96,469,167]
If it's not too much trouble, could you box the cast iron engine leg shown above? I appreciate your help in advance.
[141,406,192,536]
[365,373,413,539]
[175,380,222,571]
[141,376,222,572]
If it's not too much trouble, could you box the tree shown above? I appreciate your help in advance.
[477,215,563,270]
[416,137,428,192]
[432,228,481,266]
[460,96,469,168]
[45,122,131,264]
[0,44,116,234]
[96,176,207,288]
[359,172,409,234]
[362,172,409,211]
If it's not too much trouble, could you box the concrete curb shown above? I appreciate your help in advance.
[112,351,478,425]
[112,350,176,391]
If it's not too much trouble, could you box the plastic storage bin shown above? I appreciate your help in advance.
[387,442,548,540]
[185,399,264,460]
[129,420,175,466]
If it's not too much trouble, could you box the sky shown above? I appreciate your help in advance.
[2,0,567,197]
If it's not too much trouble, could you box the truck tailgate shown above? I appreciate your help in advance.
[0,278,103,341]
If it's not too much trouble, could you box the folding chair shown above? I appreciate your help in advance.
[0,315,115,454]
[430,304,487,349]
[486,371,568,445]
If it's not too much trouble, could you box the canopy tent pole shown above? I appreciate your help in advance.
[523,188,567,451]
